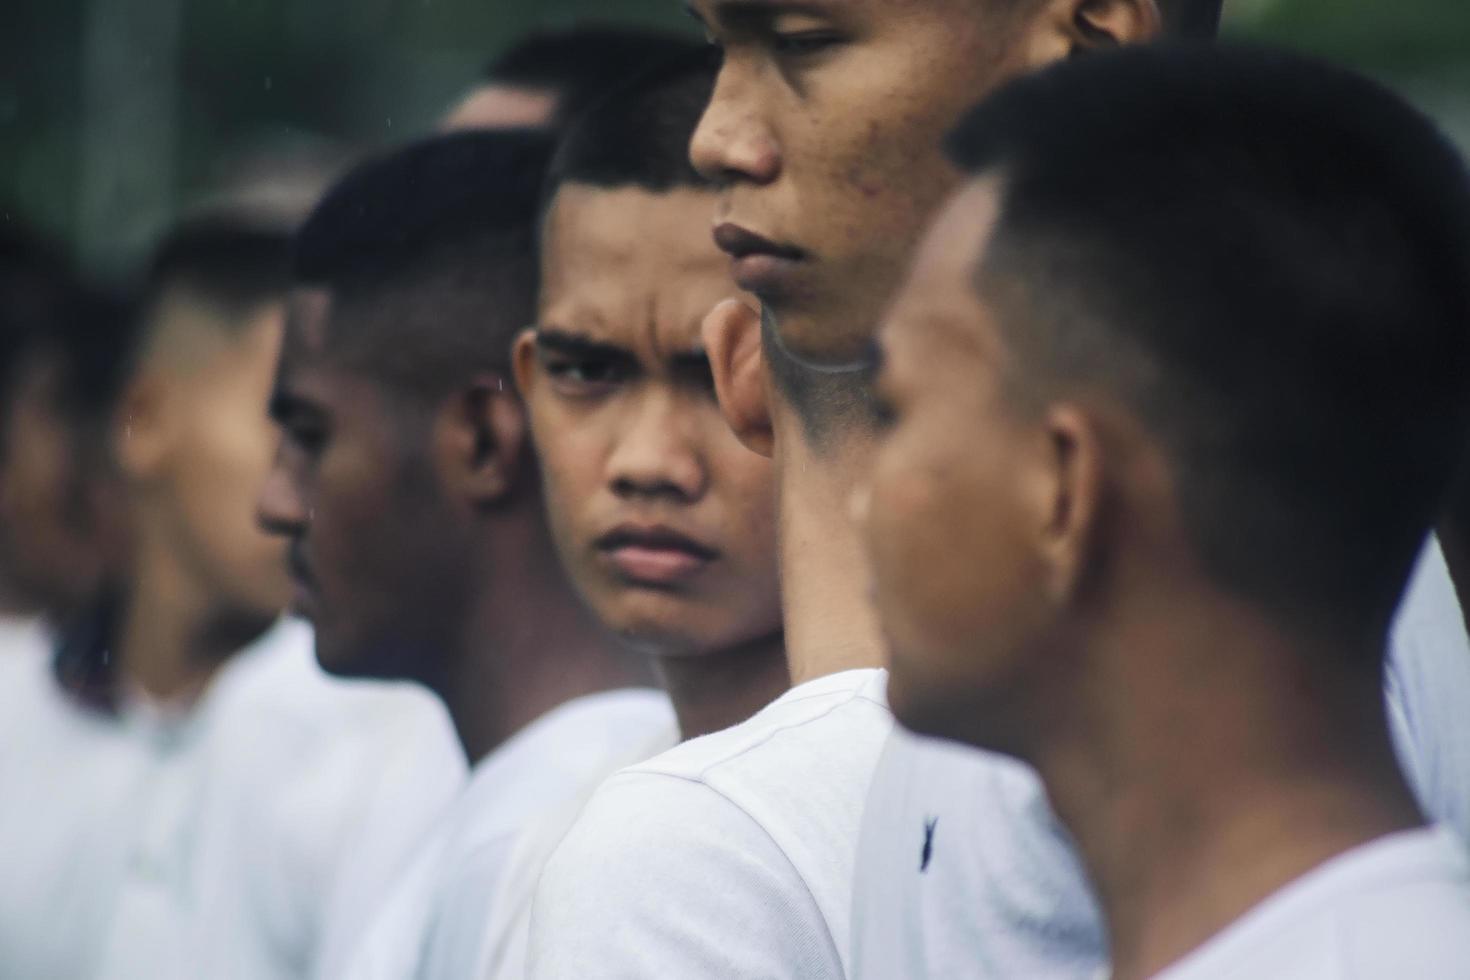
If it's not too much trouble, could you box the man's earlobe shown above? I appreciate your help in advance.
[1039,405,1105,605]
[443,374,528,507]
[113,374,173,482]
[511,328,538,399]
[703,299,775,458]
[1073,0,1164,50]
[1021,0,1163,69]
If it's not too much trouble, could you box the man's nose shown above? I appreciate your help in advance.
[607,392,709,504]
[690,59,781,187]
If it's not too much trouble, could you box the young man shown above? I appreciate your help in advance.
[0,219,127,631]
[689,0,1220,365]
[688,1,1470,976]
[525,55,890,979]
[860,44,1470,979]
[441,26,699,132]
[514,54,787,743]
[0,201,464,980]
[257,129,673,980]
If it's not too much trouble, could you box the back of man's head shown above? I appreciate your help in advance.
[294,129,554,402]
[484,24,704,128]
[946,42,1470,633]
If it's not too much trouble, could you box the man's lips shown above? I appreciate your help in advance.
[712,222,808,297]
[594,525,719,587]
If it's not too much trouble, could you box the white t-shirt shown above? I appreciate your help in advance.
[850,536,1470,979]
[1155,826,1470,979]
[528,668,893,980]
[0,616,466,980]
[335,688,674,980]
[480,717,678,980]
[0,612,47,656]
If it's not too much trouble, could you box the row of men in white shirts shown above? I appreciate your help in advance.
[5,8,1470,980]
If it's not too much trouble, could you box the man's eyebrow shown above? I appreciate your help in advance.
[267,388,308,423]
[687,0,838,29]
[533,328,633,361]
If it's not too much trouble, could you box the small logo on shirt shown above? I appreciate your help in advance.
[920,816,938,872]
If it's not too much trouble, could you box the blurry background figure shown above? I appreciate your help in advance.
[0,215,130,639]
[440,24,700,132]
[0,147,466,980]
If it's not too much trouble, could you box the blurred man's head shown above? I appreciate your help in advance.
[690,0,1222,369]
[515,56,782,660]
[0,219,130,615]
[859,44,1470,752]
[114,216,298,633]
[442,25,702,132]
[260,131,552,682]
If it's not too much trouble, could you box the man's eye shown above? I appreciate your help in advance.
[770,31,841,57]
[286,424,328,456]
[545,358,629,392]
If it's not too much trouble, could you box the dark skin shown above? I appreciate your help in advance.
[859,179,1425,980]
[688,0,1164,364]
[515,185,788,739]
[258,287,648,761]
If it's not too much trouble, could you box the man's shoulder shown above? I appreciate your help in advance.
[625,668,891,785]
[540,669,892,903]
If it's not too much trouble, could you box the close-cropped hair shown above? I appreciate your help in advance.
[143,217,294,322]
[293,129,554,400]
[946,42,1470,631]
[542,48,719,207]
[484,25,703,128]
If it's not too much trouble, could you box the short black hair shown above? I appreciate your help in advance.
[946,42,1470,630]
[484,24,703,127]
[543,48,718,205]
[143,218,294,321]
[293,129,554,399]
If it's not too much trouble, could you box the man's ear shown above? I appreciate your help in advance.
[436,372,528,508]
[703,299,774,458]
[511,328,538,401]
[1020,0,1163,68]
[1034,403,1106,605]
[112,372,175,483]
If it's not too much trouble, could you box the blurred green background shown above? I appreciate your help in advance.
[5,0,1468,277]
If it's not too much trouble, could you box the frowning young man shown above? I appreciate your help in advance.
[860,44,1470,978]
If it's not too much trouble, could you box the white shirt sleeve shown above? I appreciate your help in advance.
[1386,537,1470,845]
[527,773,845,980]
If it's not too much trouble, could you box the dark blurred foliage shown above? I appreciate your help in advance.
[2,0,1465,278]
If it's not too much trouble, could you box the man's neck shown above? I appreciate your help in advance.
[774,419,885,685]
[1034,600,1423,980]
[118,540,267,705]
[433,523,653,764]
[655,630,790,740]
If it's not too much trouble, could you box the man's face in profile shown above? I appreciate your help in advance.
[688,0,1036,364]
